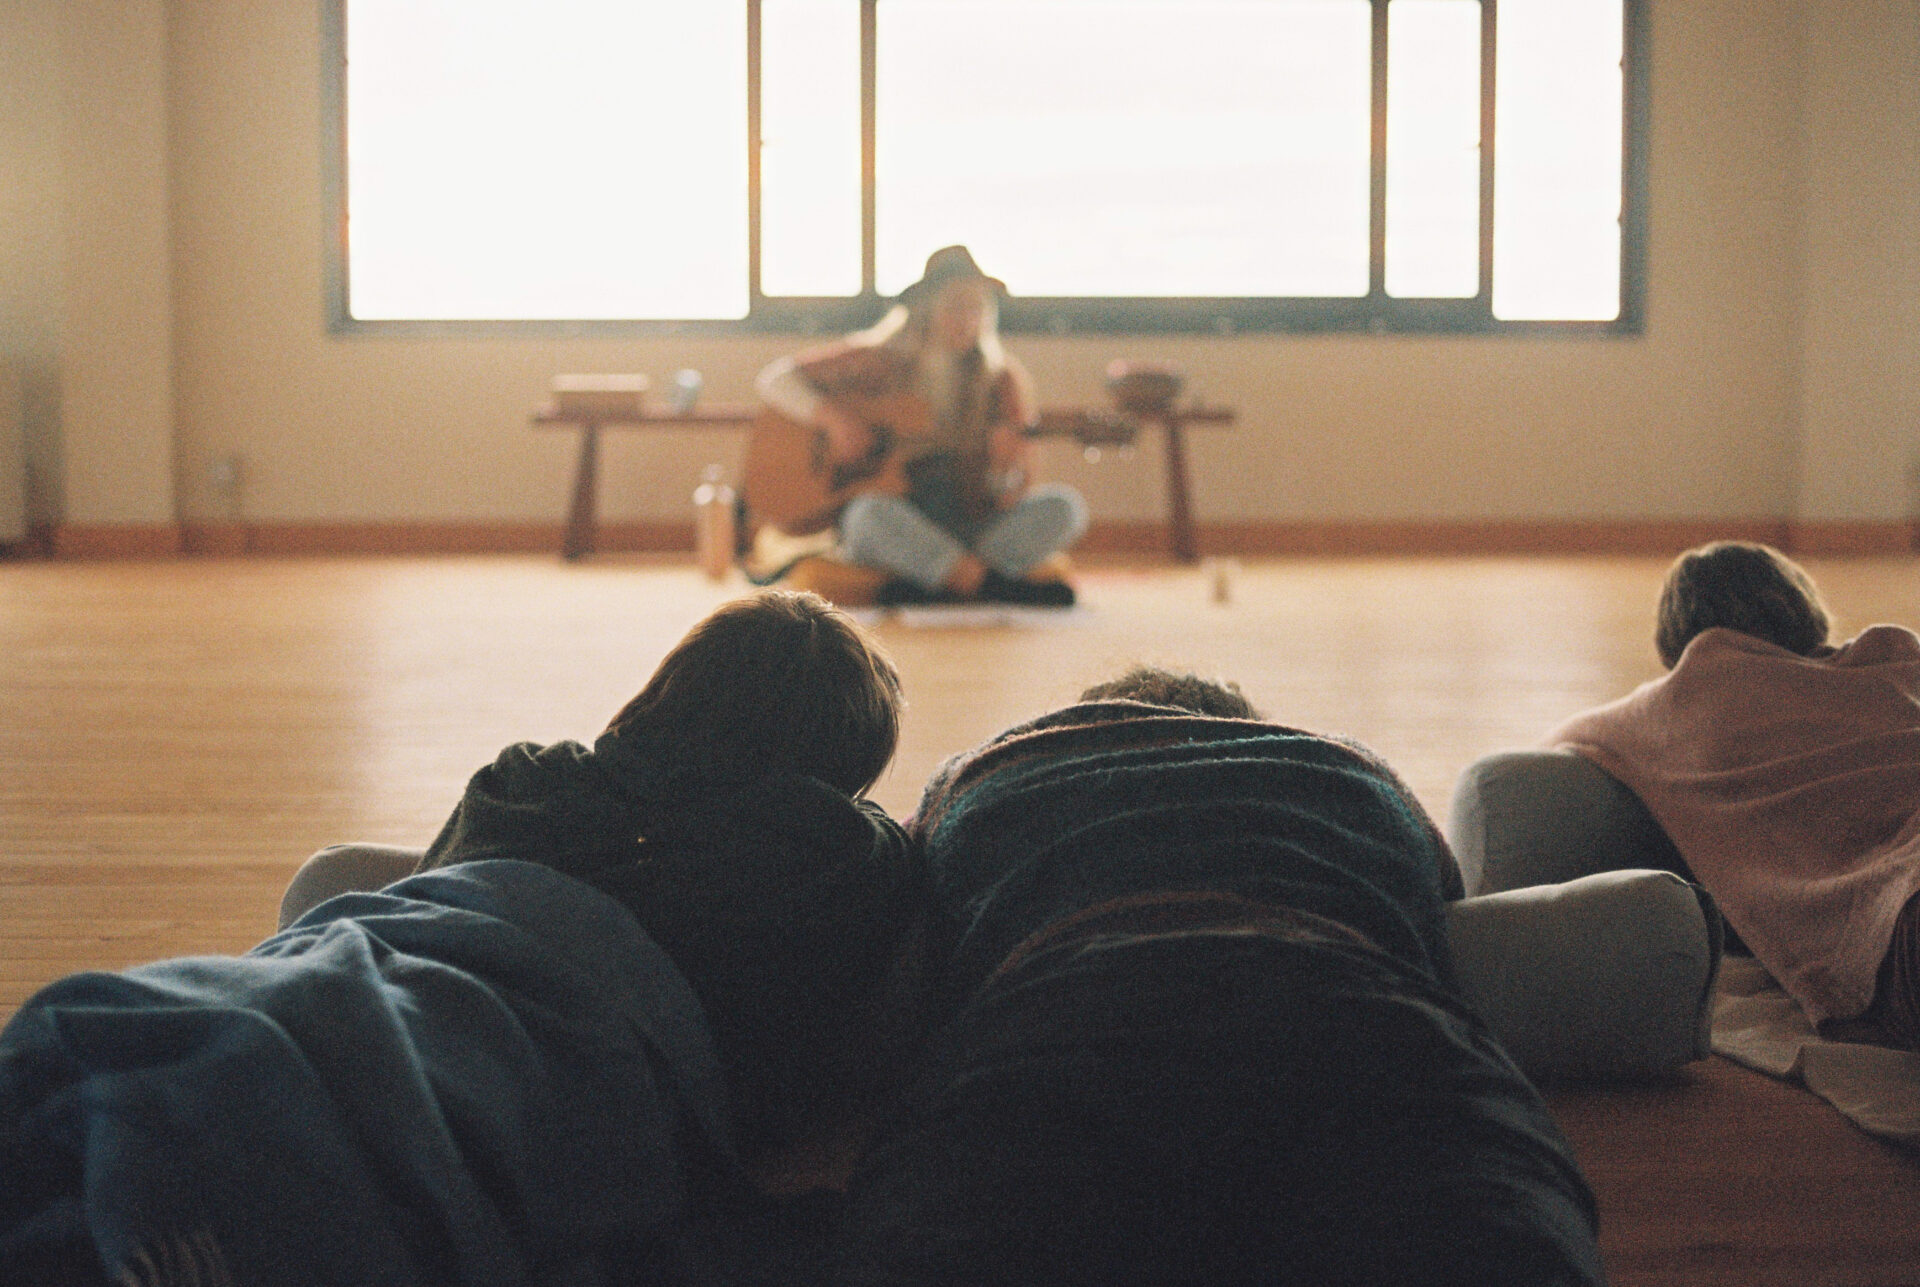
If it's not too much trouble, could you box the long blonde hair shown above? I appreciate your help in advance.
[850,292,1008,376]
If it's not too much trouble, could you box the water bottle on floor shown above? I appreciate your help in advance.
[693,465,736,581]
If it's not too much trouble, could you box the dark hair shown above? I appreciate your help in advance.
[604,589,902,796]
[1654,541,1831,668]
[1079,666,1262,720]
[591,593,912,1159]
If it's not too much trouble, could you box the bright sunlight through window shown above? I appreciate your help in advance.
[760,0,862,297]
[1493,0,1625,320]
[876,0,1372,298]
[340,0,1630,327]
[1385,0,1481,299]
[346,0,747,319]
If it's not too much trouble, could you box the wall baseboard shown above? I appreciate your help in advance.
[1081,518,1901,557]
[178,520,691,557]
[1782,520,1918,556]
[50,522,183,558]
[42,517,1919,560]
[1198,518,1797,557]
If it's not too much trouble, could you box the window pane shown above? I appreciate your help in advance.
[346,0,747,320]
[875,0,1372,298]
[1491,0,1623,320]
[761,0,862,297]
[1385,0,1481,298]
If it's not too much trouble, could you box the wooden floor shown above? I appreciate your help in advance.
[4,552,1920,1281]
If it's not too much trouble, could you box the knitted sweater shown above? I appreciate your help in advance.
[909,700,1466,1018]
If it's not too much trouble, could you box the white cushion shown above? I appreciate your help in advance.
[1448,869,1721,1082]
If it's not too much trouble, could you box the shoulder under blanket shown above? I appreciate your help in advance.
[0,860,741,1287]
[911,701,1463,1014]
[1551,624,1920,1023]
[419,737,650,876]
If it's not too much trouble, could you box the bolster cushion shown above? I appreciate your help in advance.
[278,843,427,930]
[1447,748,1689,897]
[1447,869,1722,1082]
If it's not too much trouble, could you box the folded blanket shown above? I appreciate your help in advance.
[1713,956,1920,1147]
[0,861,742,1287]
[1551,625,1920,1024]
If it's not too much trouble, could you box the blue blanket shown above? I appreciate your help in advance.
[0,861,742,1286]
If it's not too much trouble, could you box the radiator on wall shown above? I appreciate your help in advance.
[0,362,24,543]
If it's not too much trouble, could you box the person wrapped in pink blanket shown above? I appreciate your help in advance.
[1550,541,1920,1047]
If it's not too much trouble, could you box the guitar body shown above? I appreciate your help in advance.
[742,393,1142,540]
[741,392,936,537]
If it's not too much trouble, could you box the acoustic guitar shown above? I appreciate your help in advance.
[741,392,1136,538]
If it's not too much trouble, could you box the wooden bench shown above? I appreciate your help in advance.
[532,401,1233,563]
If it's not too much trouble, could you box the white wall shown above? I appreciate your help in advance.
[62,0,175,528]
[0,0,176,536]
[0,0,66,533]
[1795,0,1920,524]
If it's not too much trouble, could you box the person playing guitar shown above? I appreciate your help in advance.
[753,246,1088,606]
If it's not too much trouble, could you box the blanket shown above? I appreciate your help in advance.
[838,930,1605,1287]
[417,742,907,907]
[0,861,743,1287]
[1550,625,1920,1024]
[1712,956,1920,1147]
[416,751,917,1160]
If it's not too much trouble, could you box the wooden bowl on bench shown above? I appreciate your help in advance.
[1104,361,1184,416]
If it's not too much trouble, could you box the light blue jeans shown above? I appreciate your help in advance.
[839,485,1089,589]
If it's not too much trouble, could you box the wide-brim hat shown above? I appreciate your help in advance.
[898,245,1008,305]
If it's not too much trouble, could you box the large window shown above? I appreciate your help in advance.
[326,0,1645,332]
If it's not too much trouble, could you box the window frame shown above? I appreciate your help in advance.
[321,0,1648,337]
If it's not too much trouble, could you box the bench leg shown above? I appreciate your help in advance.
[1161,417,1198,563]
[561,422,601,561]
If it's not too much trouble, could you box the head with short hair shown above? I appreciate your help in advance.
[603,589,902,797]
[594,591,914,1159]
[1654,541,1831,668]
[1079,666,1262,720]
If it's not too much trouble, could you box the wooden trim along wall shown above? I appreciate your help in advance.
[17,518,1917,560]
[175,520,695,557]
[1780,521,1920,556]
[47,523,183,558]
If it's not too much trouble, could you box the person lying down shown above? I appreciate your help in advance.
[0,591,923,1287]
[1549,541,1920,1048]
[832,667,1607,1287]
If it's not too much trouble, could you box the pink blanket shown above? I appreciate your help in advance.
[1549,625,1920,1024]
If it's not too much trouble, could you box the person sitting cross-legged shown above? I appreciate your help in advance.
[755,245,1088,608]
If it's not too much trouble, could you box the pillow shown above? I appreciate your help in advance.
[1447,749,1689,896]
[277,843,425,930]
[1448,869,1722,1082]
